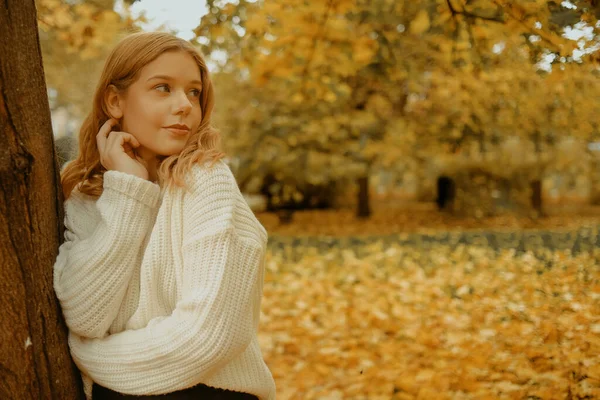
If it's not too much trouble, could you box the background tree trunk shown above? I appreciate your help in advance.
[0,0,83,398]
[531,180,543,216]
[356,175,371,218]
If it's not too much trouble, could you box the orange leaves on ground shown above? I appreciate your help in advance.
[259,244,600,399]
[256,204,600,237]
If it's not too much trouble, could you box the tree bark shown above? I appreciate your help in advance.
[0,1,83,398]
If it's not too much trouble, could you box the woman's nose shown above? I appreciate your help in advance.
[174,91,192,114]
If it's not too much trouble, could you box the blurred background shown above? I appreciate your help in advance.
[40,0,600,398]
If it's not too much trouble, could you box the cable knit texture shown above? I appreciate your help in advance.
[53,160,275,400]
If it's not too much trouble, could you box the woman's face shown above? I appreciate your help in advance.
[117,50,204,161]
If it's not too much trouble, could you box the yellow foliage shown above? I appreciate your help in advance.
[199,0,599,187]
[352,37,378,65]
[246,13,267,34]
[37,0,140,115]
[409,9,431,35]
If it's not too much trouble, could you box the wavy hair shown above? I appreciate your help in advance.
[61,32,225,200]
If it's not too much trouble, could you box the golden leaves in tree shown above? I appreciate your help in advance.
[246,14,267,35]
[352,37,378,65]
[409,10,431,35]
[37,0,142,117]
[37,0,132,58]
[199,0,599,195]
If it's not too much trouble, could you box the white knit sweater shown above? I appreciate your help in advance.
[53,160,276,400]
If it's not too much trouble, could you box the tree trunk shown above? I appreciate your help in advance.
[436,176,456,211]
[0,1,83,398]
[356,175,371,218]
[531,180,543,214]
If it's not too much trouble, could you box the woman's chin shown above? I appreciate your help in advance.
[154,143,187,157]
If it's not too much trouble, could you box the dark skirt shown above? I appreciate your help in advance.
[92,382,259,400]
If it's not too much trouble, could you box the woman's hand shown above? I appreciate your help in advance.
[96,119,149,180]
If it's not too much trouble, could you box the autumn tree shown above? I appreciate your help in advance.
[0,0,83,398]
[36,0,141,132]
[195,0,599,217]
[35,0,143,169]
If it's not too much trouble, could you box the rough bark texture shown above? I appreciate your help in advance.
[0,1,83,398]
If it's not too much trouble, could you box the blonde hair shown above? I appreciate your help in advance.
[61,31,225,200]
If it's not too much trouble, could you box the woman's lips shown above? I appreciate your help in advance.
[165,127,190,136]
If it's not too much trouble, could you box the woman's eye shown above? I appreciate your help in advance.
[189,89,201,97]
[155,84,170,92]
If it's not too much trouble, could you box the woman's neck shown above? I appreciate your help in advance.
[137,148,160,183]
[146,158,159,183]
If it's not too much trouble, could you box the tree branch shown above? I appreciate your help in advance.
[490,0,562,51]
[446,0,505,23]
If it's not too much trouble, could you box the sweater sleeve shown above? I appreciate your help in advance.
[67,163,266,395]
[54,171,161,339]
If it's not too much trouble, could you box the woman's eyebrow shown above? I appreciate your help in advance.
[147,75,202,86]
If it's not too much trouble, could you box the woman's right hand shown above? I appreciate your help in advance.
[96,119,149,180]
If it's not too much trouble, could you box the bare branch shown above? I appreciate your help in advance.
[446,0,505,23]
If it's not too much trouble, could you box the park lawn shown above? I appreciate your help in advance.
[258,243,600,400]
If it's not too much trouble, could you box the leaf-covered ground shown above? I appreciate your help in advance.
[255,204,600,237]
[258,243,600,399]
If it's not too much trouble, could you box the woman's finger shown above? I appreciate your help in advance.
[121,133,141,149]
[96,119,118,152]
[107,132,140,150]
[120,134,141,159]
[105,132,141,161]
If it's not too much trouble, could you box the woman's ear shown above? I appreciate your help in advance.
[105,85,124,119]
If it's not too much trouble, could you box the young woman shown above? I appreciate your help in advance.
[53,32,276,400]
